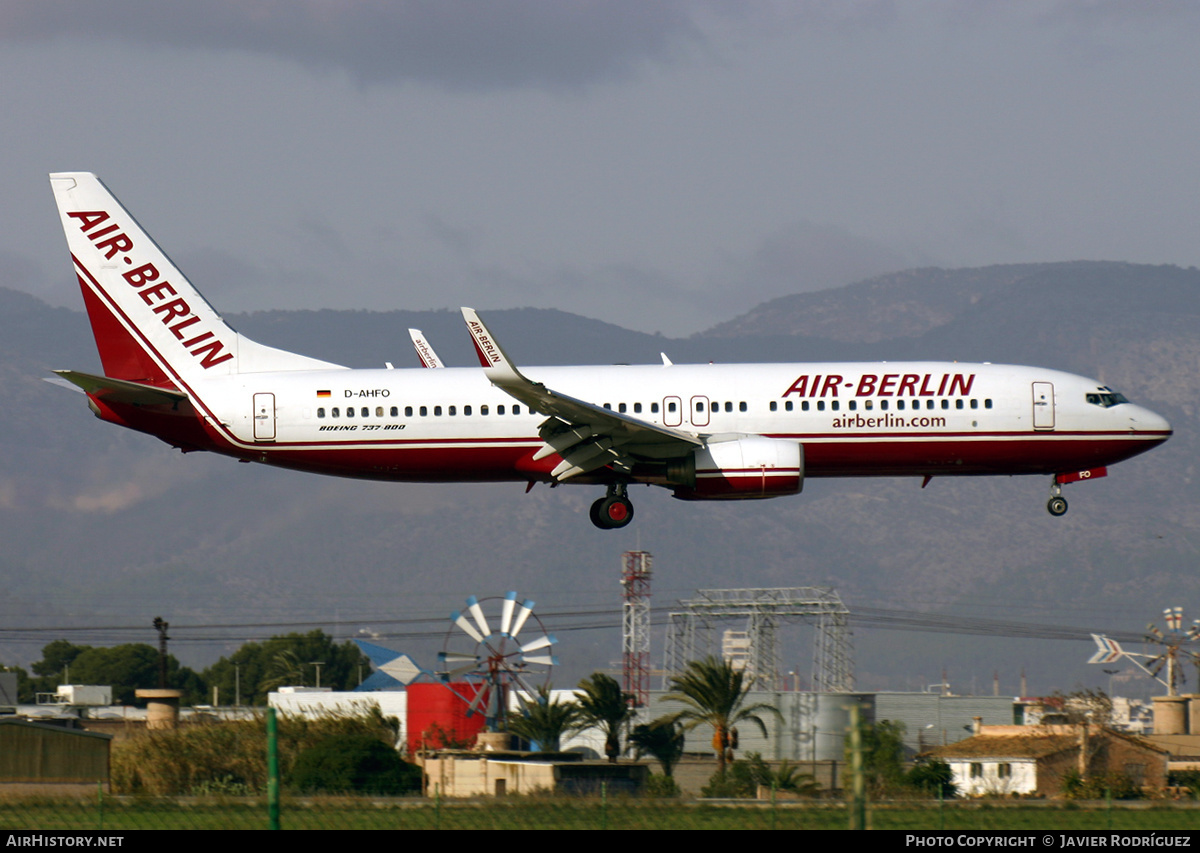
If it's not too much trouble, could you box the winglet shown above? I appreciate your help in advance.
[460,308,523,384]
[408,328,444,368]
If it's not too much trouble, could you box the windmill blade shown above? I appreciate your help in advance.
[510,599,536,638]
[1188,620,1200,641]
[520,633,556,654]
[1167,607,1183,632]
[440,651,482,667]
[499,591,518,636]
[523,654,559,667]
[452,610,485,644]
[466,596,491,639]
[1146,623,1164,641]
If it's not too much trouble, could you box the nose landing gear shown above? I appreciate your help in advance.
[1047,481,1068,517]
[590,483,634,529]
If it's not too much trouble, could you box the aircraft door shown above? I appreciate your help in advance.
[690,395,710,427]
[663,396,682,427]
[253,392,277,440]
[1031,382,1055,430]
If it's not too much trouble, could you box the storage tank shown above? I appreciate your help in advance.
[406,682,488,753]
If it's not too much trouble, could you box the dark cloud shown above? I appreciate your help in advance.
[1,1,706,91]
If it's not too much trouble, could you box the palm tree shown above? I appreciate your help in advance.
[506,686,579,752]
[663,656,781,776]
[573,673,635,762]
[629,718,686,777]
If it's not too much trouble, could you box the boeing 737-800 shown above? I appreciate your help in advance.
[48,173,1172,529]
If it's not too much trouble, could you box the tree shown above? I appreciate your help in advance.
[629,718,685,777]
[851,719,908,795]
[663,656,781,775]
[202,631,369,705]
[507,686,579,751]
[27,640,203,705]
[573,673,634,762]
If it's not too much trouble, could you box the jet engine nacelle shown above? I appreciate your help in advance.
[669,436,804,500]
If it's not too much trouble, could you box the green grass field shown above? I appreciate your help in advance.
[3,798,1200,831]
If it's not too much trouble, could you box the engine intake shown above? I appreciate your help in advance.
[669,437,804,500]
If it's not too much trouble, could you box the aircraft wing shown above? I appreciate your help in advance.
[52,370,189,406]
[461,308,702,481]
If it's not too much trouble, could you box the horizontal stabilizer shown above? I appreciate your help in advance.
[52,370,188,406]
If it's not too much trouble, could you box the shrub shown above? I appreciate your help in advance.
[290,734,421,795]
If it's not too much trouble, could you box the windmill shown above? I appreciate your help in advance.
[435,591,558,731]
[1089,606,1200,696]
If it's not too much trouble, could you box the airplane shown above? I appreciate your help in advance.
[47,172,1172,529]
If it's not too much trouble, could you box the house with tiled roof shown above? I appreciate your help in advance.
[929,723,1168,797]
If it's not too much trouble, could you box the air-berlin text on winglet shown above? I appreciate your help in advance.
[782,372,975,398]
[467,320,502,365]
[67,210,233,369]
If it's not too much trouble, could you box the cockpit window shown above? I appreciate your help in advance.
[1086,388,1129,408]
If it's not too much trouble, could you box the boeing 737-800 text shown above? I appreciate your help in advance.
[48,173,1171,529]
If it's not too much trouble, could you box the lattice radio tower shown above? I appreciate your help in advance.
[621,551,653,708]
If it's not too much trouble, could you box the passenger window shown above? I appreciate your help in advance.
[770,401,778,412]
[941,399,949,410]
[865,400,873,411]
[376,406,384,417]
[498,405,506,415]
[696,402,704,412]
[897,400,905,410]
[405,406,413,417]
[849,401,857,411]
[359,407,367,417]
[970,399,978,409]
[449,406,456,416]
[725,402,733,413]
[464,405,472,416]
[618,403,627,413]
[420,406,428,416]
[831,401,840,411]
[985,399,993,409]
[955,399,964,410]
[604,403,611,410]
[346,407,355,418]
[481,405,489,416]
[880,400,888,411]
[651,402,659,413]
[513,405,521,415]
[390,406,398,417]
[332,407,340,417]
[668,401,676,413]
[817,401,825,411]
[317,408,326,418]
[434,406,442,416]
[927,400,935,410]
[739,402,747,412]
[634,403,642,414]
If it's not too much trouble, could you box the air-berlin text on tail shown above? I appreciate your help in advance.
[67,210,233,369]
[783,372,976,399]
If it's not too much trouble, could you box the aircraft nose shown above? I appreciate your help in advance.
[1131,405,1172,439]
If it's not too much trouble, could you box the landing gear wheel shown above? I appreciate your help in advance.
[1047,496,1068,517]
[589,497,607,529]
[600,496,634,529]
[589,494,634,529]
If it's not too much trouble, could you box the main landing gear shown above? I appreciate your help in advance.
[1047,481,1068,517]
[590,483,634,530]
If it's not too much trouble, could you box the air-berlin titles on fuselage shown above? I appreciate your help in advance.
[68,210,233,370]
[782,372,975,398]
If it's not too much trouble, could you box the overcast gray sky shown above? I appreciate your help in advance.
[3,1,1198,336]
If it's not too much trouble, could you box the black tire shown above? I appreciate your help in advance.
[1047,496,1068,517]
[590,497,610,529]
[600,496,634,529]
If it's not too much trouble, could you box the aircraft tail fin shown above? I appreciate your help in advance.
[49,172,343,387]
